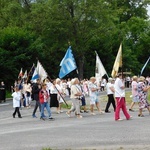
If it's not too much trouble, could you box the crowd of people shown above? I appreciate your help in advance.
[9,74,150,121]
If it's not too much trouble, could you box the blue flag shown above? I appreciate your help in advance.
[31,68,39,80]
[140,56,150,75]
[59,47,77,78]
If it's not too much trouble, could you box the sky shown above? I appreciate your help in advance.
[147,5,150,16]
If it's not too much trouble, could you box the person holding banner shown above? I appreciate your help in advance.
[114,74,131,121]
[66,78,83,119]
[49,79,59,113]
[55,78,65,113]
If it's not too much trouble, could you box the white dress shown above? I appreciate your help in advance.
[12,91,22,108]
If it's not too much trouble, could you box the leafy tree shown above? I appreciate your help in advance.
[0,27,41,87]
[0,0,150,88]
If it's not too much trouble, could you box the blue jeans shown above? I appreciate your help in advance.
[40,102,51,118]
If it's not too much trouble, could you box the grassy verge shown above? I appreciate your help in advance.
[6,91,12,98]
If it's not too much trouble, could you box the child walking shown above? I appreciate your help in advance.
[12,86,22,118]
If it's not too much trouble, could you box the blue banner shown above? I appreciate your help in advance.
[140,56,150,75]
[59,47,77,78]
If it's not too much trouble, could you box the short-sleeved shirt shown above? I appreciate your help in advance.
[114,77,125,97]
[106,82,114,95]
[131,81,138,96]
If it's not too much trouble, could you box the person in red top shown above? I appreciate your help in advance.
[39,83,54,121]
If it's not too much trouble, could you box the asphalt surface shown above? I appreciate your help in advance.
[0,90,150,150]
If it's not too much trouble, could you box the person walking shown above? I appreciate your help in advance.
[129,76,139,112]
[114,74,131,121]
[105,78,116,113]
[137,76,150,117]
[88,77,104,115]
[55,78,65,113]
[12,86,22,118]
[32,79,41,118]
[23,80,32,108]
[66,78,83,118]
[49,79,59,113]
[39,83,54,120]
[100,77,107,91]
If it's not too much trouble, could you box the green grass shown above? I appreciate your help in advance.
[61,102,71,109]
[42,148,52,150]
[101,90,150,105]
[6,91,12,98]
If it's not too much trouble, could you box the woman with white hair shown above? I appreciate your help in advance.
[23,80,32,108]
[129,76,139,112]
[50,79,59,113]
[137,76,150,117]
[55,78,65,113]
[88,77,104,115]
[66,78,83,118]
[105,78,116,113]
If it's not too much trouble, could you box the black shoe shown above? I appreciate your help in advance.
[138,114,144,117]
[129,109,134,112]
[84,110,89,113]
[40,117,45,121]
[12,114,15,118]
[48,117,55,120]
[105,111,111,113]
[18,116,22,118]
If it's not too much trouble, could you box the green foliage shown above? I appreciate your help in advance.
[0,0,150,87]
[0,26,41,87]
[6,90,12,98]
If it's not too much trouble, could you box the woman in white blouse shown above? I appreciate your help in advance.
[66,78,83,118]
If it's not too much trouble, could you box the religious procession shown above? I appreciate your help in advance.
[10,46,150,122]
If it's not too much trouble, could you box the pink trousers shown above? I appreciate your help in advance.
[115,97,130,120]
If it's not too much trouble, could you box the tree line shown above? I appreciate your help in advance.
[0,0,150,88]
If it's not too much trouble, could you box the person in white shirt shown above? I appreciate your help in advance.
[105,78,116,113]
[49,79,59,113]
[88,77,104,115]
[100,77,107,91]
[114,74,131,121]
[23,80,32,108]
[66,78,83,118]
[12,86,22,118]
[55,78,65,113]
[129,76,139,111]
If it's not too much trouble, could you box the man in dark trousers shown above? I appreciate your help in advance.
[32,79,41,118]
[0,81,6,103]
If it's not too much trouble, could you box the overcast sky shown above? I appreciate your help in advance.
[147,5,150,16]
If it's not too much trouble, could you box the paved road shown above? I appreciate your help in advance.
[0,90,150,150]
